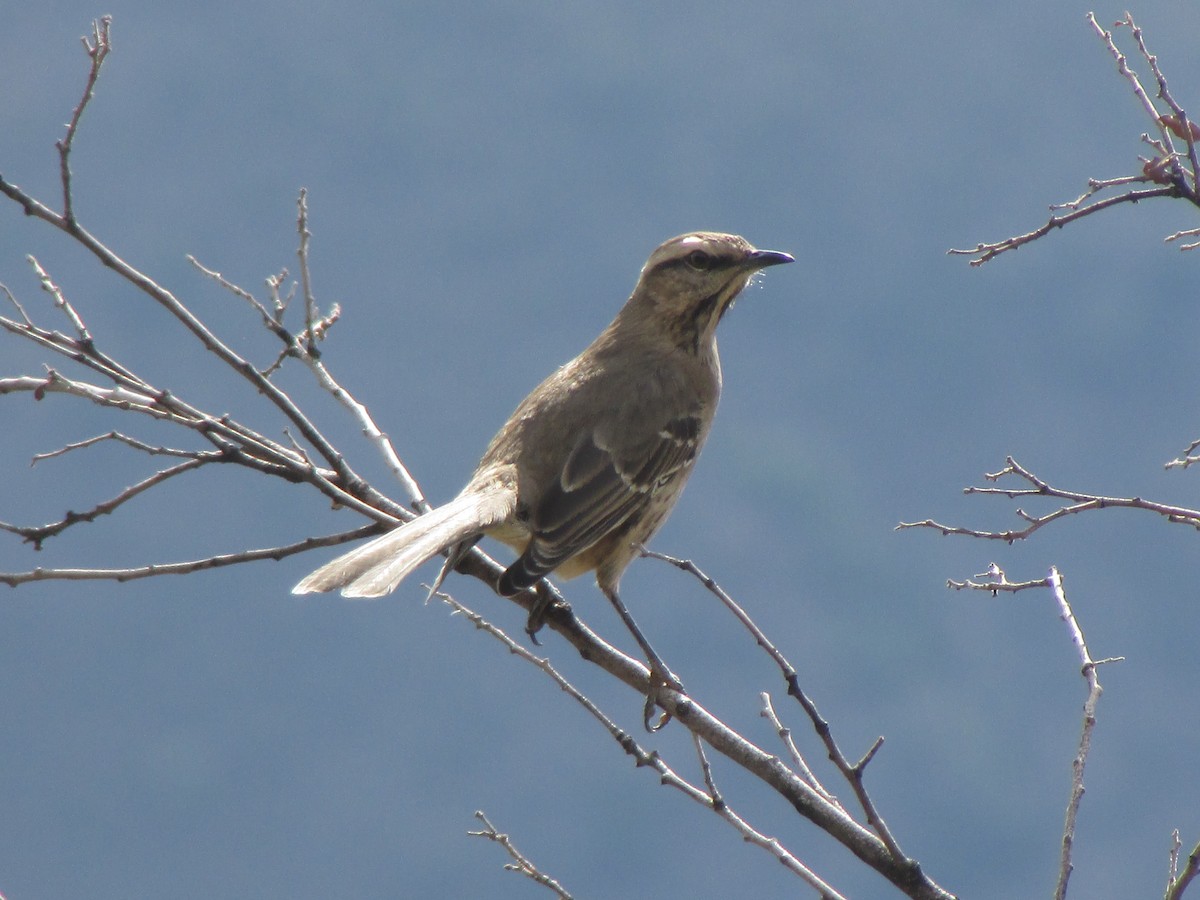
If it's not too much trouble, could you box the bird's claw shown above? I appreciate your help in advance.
[642,665,685,732]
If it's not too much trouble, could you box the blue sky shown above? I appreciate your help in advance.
[3,3,1200,898]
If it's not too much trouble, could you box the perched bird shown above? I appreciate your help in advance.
[294,231,791,699]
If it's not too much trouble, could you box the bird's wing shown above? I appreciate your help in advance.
[499,414,702,591]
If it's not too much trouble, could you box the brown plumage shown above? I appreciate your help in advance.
[294,232,792,611]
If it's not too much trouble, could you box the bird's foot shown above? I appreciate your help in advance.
[642,664,685,732]
[524,582,569,645]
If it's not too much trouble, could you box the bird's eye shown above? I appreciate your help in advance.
[685,249,714,271]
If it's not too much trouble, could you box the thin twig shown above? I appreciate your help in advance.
[29,431,202,465]
[0,457,209,549]
[436,588,852,900]
[640,547,908,863]
[1166,436,1200,470]
[57,17,112,225]
[0,268,312,476]
[2,255,402,522]
[947,187,1176,265]
[1046,567,1121,900]
[691,732,724,810]
[20,255,138,381]
[265,269,293,316]
[0,369,312,488]
[898,456,1200,541]
[1166,832,1200,900]
[468,811,574,900]
[187,255,285,336]
[1089,12,1172,145]
[939,565,1122,900]
[300,353,429,514]
[280,432,401,529]
[195,192,425,515]
[0,282,33,325]
[297,188,321,354]
[1050,174,1146,210]
[1164,227,1200,252]
[0,171,379,508]
[28,255,90,340]
[950,12,1198,265]
[760,693,840,805]
[1119,11,1200,197]
[946,562,1048,593]
[0,370,159,414]
[284,191,429,512]
[0,527,376,587]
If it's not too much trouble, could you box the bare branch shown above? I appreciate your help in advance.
[10,256,136,382]
[30,431,204,465]
[297,188,321,354]
[187,254,305,379]
[468,811,574,900]
[278,193,428,511]
[280,431,400,527]
[1049,174,1146,210]
[187,255,283,334]
[185,194,426,514]
[950,12,1198,265]
[0,456,208,549]
[640,548,910,865]
[297,347,429,514]
[437,588,855,900]
[264,268,294,315]
[0,369,323,496]
[0,370,160,415]
[1117,11,1200,197]
[1165,436,1200,470]
[0,281,33,325]
[1165,228,1200,252]
[946,562,1049,594]
[947,186,1177,265]
[7,116,410,553]
[1047,567,1122,900]
[691,732,723,808]
[898,456,1200,541]
[1166,831,1200,900]
[0,174,380,506]
[939,565,1121,899]
[28,255,90,340]
[1089,13,1174,148]
[0,527,377,587]
[3,252,409,528]
[57,16,112,224]
[760,693,839,804]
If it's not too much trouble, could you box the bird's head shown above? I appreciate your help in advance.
[629,232,793,350]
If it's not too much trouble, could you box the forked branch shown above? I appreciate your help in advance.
[945,566,1121,900]
[896,456,1200,542]
[950,12,1199,265]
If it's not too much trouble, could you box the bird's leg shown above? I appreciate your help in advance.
[524,581,558,644]
[601,585,683,731]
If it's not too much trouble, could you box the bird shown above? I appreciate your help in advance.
[294,231,792,717]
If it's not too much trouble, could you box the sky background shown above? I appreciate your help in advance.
[3,3,1200,899]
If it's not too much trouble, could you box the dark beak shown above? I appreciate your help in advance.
[747,249,794,270]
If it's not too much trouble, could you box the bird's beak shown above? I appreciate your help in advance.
[746,249,794,270]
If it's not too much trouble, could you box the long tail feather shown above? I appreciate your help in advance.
[292,482,516,598]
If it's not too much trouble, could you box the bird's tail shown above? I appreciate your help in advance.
[292,481,517,598]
